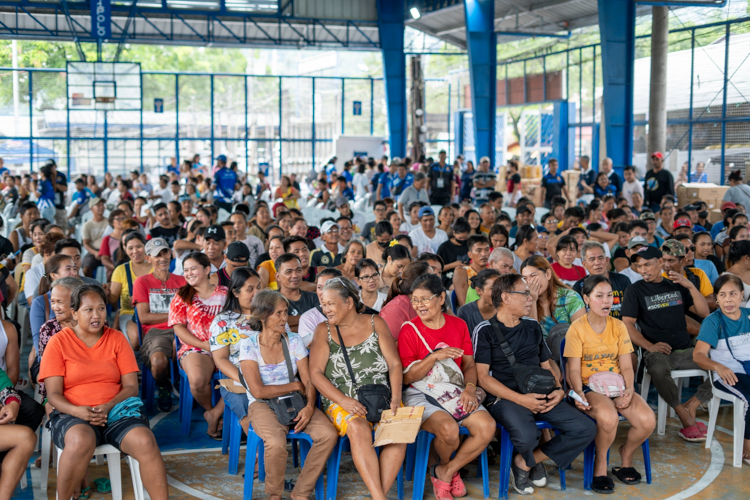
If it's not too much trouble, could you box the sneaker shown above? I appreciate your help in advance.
[157,384,174,413]
[529,462,547,488]
[510,462,534,496]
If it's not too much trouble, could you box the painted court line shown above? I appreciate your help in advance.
[663,438,725,500]
[168,475,224,500]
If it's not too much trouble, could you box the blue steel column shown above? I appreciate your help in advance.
[376,0,406,158]
[312,77,316,171]
[720,23,729,185]
[597,0,635,178]
[464,0,496,164]
[175,74,179,170]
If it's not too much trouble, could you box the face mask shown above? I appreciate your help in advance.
[377,241,389,248]
[698,211,708,219]
[455,238,468,244]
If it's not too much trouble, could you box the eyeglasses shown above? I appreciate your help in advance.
[506,290,532,297]
[358,274,379,281]
[545,219,558,224]
[411,294,438,305]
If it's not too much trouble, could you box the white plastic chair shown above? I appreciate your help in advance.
[641,368,709,435]
[705,370,747,468]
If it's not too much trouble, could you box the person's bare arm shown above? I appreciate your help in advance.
[101,255,114,272]
[374,316,403,413]
[540,187,547,203]
[287,315,301,332]
[135,302,168,326]
[667,271,709,318]
[546,228,570,262]
[694,340,738,385]
[241,359,304,400]
[174,323,209,352]
[300,281,315,293]
[2,321,18,385]
[109,282,122,306]
[173,239,202,252]
[453,266,469,307]
[308,322,352,407]
[623,316,671,354]
[82,238,98,257]
[258,266,270,288]
[589,230,618,246]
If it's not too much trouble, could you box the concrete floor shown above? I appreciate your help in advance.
[14,400,749,500]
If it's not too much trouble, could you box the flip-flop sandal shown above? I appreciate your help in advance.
[611,466,642,485]
[76,486,92,499]
[94,478,111,493]
[591,475,615,494]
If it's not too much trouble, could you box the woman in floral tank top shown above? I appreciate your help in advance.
[169,252,227,439]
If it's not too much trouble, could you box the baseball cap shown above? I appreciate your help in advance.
[662,239,686,257]
[320,221,339,234]
[517,205,533,215]
[631,245,663,263]
[683,204,699,212]
[89,197,104,209]
[205,225,226,241]
[335,196,350,208]
[418,206,435,219]
[627,236,648,249]
[145,238,170,257]
[216,154,227,162]
[673,218,692,230]
[722,201,737,211]
[479,156,490,164]
[639,211,656,221]
[651,151,664,159]
[178,194,191,202]
[226,241,250,263]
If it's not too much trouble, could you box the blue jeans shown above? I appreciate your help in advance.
[220,386,249,420]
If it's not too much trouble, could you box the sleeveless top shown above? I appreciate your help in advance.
[322,316,388,411]
[280,187,299,209]
[217,267,232,288]
[13,227,32,249]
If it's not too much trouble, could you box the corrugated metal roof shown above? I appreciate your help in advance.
[406,0,654,49]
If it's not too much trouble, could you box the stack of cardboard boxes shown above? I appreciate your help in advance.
[676,183,729,224]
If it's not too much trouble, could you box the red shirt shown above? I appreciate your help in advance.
[380,294,416,341]
[132,273,187,334]
[398,314,473,371]
[551,262,586,284]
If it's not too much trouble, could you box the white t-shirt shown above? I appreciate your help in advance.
[360,290,387,312]
[622,180,644,206]
[155,186,173,204]
[238,330,308,404]
[619,266,642,283]
[400,220,419,234]
[409,227,448,254]
[298,307,326,347]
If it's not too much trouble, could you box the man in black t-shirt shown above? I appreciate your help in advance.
[475,274,595,494]
[428,150,454,205]
[644,152,675,212]
[437,217,470,287]
[276,253,319,333]
[620,246,713,441]
[573,241,631,320]
[149,202,181,247]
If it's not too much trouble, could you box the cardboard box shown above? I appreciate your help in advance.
[679,183,729,203]
[709,209,723,224]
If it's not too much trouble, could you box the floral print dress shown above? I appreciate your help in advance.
[169,286,228,359]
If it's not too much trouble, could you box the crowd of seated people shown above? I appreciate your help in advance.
[0,150,748,499]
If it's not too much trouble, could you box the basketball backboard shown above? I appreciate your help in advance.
[67,62,141,111]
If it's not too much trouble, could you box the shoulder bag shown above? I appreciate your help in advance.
[717,312,750,374]
[336,323,391,422]
[257,335,308,426]
[488,317,556,395]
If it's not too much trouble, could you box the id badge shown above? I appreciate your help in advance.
[437,177,445,189]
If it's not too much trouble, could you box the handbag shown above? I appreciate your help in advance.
[336,324,391,423]
[258,336,308,426]
[403,321,483,421]
[587,372,626,398]
[489,317,557,395]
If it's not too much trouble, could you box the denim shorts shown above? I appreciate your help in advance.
[220,387,249,420]
[48,409,150,451]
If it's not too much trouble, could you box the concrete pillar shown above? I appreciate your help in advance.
[648,6,669,163]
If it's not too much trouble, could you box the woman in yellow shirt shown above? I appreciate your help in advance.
[257,235,286,290]
[274,175,300,209]
[564,274,655,494]
[109,232,153,346]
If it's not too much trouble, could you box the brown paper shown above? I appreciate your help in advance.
[372,406,425,447]
[216,378,246,394]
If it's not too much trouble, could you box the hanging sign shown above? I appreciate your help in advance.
[352,101,362,116]
[154,98,164,113]
[91,0,112,39]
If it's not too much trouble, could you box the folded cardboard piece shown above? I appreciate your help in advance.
[217,378,246,394]
[372,406,425,447]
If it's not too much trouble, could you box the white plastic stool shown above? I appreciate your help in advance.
[705,371,747,468]
[641,368,709,435]
[49,441,145,500]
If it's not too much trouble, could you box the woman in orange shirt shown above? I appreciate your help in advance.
[39,284,168,500]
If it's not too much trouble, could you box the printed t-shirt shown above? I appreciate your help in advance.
[213,167,238,203]
[661,267,713,298]
[148,225,181,247]
[111,263,152,315]
[286,290,319,317]
[542,173,565,203]
[551,262,587,287]
[169,286,228,358]
[540,287,585,338]
[572,272,631,320]
[209,311,254,388]
[398,314,473,371]
[620,278,694,351]
[563,315,634,384]
[409,227,448,254]
[474,317,551,397]
[380,294,416,341]
[239,331,308,404]
[82,218,110,250]
[310,248,339,268]
[697,308,750,380]
[38,326,139,407]
[132,273,187,334]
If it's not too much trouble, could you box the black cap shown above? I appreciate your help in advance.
[517,205,532,215]
[205,225,226,241]
[226,241,250,262]
[630,245,663,264]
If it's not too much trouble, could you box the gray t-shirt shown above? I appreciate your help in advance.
[398,185,430,213]
[724,184,750,210]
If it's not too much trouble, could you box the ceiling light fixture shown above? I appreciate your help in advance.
[410,7,420,19]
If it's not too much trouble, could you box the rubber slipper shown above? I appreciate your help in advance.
[679,424,706,442]
[94,478,111,493]
[591,475,614,494]
[695,422,708,434]
[429,465,453,500]
[611,466,641,485]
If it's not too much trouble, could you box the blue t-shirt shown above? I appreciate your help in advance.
[71,188,93,207]
[594,183,617,198]
[690,172,708,183]
[693,259,719,285]
[378,173,393,199]
[541,173,565,202]
[389,172,413,199]
[342,170,353,185]
[578,168,596,191]
[341,187,355,201]
[326,163,337,181]
[697,308,750,378]
[711,221,725,240]
[37,179,55,206]
[213,167,237,203]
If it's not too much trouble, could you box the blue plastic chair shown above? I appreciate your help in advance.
[326,432,405,500]
[450,289,459,313]
[242,423,324,500]
[559,339,652,489]
[411,427,490,500]
[496,421,567,499]
[134,308,176,413]
[175,335,222,436]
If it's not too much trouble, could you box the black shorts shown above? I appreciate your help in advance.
[48,409,150,451]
